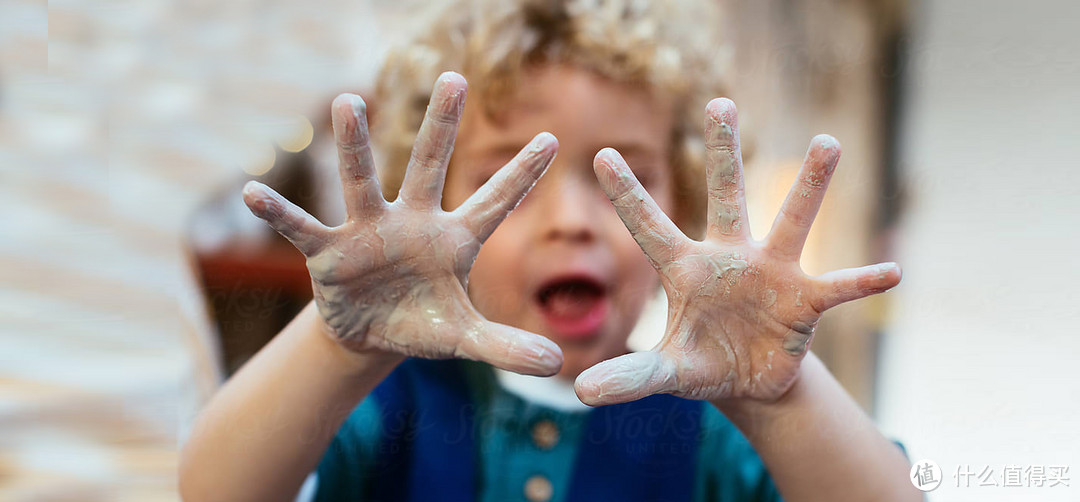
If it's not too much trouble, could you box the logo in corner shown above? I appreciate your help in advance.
[910,459,942,492]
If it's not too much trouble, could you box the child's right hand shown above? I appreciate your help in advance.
[241,72,563,376]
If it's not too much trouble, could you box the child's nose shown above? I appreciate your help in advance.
[536,171,605,245]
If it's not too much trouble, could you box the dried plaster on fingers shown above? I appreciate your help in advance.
[790,285,803,307]
[707,117,739,184]
[658,251,753,392]
[310,209,477,342]
[659,250,752,349]
[799,135,840,197]
[660,251,752,304]
[604,158,681,266]
[762,288,777,308]
[582,351,677,403]
[707,117,742,234]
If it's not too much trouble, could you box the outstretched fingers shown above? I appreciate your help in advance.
[331,93,384,217]
[456,132,558,242]
[242,181,329,256]
[397,72,467,210]
[594,148,689,268]
[812,262,902,312]
[765,135,841,261]
[574,351,678,406]
[455,319,564,377]
[703,98,751,242]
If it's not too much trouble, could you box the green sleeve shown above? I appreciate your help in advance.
[693,405,783,502]
[314,397,384,502]
[691,405,911,502]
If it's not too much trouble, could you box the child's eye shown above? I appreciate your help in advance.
[628,163,660,192]
[470,162,508,189]
[471,153,517,189]
[634,171,655,190]
[621,154,662,192]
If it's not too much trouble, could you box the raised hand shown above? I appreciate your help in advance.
[241,72,563,376]
[575,98,900,405]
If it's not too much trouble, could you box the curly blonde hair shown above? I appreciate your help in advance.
[373,0,730,236]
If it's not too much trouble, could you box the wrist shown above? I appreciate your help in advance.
[710,352,822,426]
[300,301,405,380]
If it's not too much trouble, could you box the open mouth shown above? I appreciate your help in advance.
[535,276,609,340]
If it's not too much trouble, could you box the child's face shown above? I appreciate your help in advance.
[444,64,676,380]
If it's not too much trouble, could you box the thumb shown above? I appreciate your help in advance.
[241,181,327,256]
[455,320,564,377]
[574,351,677,406]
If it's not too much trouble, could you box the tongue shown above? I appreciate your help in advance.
[544,289,602,319]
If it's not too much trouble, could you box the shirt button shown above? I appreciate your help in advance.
[531,419,560,450]
[524,474,553,502]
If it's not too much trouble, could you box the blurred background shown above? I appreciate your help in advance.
[1,0,1077,500]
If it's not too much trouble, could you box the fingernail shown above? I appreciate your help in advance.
[593,148,623,187]
[705,97,736,129]
[528,338,563,375]
[813,133,839,151]
[706,115,735,144]
[597,147,624,167]
[528,132,557,158]
[435,73,467,116]
[879,262,900,280]
[242,180,269,201]
[810,134,841,168]
[351,95,366,120]
[242,182,279,217]
[539,348,562,374]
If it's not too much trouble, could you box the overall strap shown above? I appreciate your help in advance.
[369,359,477,502]
[566,394,704,502]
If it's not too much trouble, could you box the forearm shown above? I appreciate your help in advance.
[179,301,403,502]
[713,353,920,502]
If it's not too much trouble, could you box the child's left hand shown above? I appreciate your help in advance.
[574,98,901,406]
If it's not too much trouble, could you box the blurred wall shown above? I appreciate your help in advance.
[877,0,1080,500]
[0,1,414,500]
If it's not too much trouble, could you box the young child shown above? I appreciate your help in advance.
[180,1,919,501]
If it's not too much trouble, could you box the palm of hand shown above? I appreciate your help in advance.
[654,242,818,402]
[242,73,562,376]
[576,99,901,406]
[305,209,480,358]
